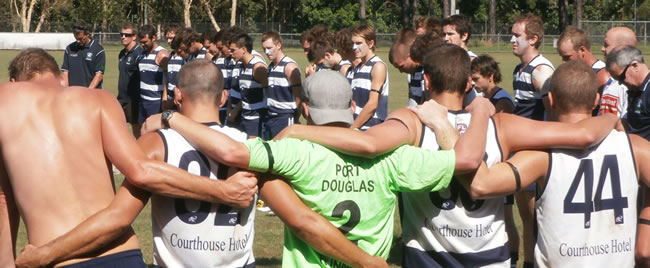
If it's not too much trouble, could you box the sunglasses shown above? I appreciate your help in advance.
[616,64,631,84]
[120,32,136,37]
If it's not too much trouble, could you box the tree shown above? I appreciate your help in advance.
[489,0,495,42]
[575,0,583,28]
[230,0,236,26]
[359,0,366,25]
[183,0,192,27]
[442,0,449,18]
[16,0,37,32]
[201,0,220,31]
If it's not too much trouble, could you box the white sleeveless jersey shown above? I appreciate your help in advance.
[402,111,510,268]
[535,130,637,268]
[152,123,256,268]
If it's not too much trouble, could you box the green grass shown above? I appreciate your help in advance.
[5,45,563,267]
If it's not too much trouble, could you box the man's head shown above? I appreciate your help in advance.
[301,70,354,126]
[164,24,181,45]
[442,15,471,48]
[548,60,599,114]
[415,16,442,37]
[120,23,138,48]
[9,48,61,82]
[511,13,544,56]
[72,21,91,47]
[352,25,377,59]
[601,27,637,56]
[410,34,444,65]
[172,27,202,59]
[606,45,647,89]
[229,33,253,62]
[138,24,157,52]
[389,27,419,73]
[175,59,225,109]
[300,29,313,55]
[308,40,341,68]
[470,55,502,94]
[219,27,245,57]
[557,26,593,63]
[202,29,219,56]
[422,43,471,96]
[335,28,355,60]
[262,31,284,62]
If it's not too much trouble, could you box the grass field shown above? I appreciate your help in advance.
[3,44,567,267]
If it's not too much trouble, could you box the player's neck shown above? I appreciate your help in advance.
[554,112,591,124]
[125,41,136,51]
[361,52,375,64]
[584,53,598,66]
[430,91,464,111]
[180,103,221,125]
[273,51,286,65]
[242,53,254,65]
[520,49,539,65]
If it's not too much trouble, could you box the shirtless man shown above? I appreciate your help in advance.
[0,49,256,267]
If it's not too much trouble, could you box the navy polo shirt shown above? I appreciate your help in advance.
[61,39,106,88]
[117,44,144,105]
[626,73,650,140]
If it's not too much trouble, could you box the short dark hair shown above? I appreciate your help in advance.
[442,14,472,43]
[335,28,354,55]
[230,33,253,52]
[414,16,442,36]
[201,29,217,43]
[72,21,89,34]
[138,24,156,39]
[222,26,246,45]
[352,24,377,51]
[515,13,544,48]
[172,27,200,50]
[550,60,598,113]
[9,48,60,81]
[410,34,444,64]
[177,59,224,103]
[423,44,471,95]
[121,22,138,35]
[471,55,502,83]
[212,30,223,44]
[164,24,181,36]
[308,40,335,63]
[394,27,417,45]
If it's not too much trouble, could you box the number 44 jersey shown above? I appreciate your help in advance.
[536,130,637,268]
[401,111,510,268]
[153,123,255,268]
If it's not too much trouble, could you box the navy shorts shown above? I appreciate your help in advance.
[138,100,162,123]
[263,115,295,139]
[240,118,263,138]
[61,249,146,268]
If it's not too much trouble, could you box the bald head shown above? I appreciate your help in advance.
[602,27,637,56]
[177,59,224,103]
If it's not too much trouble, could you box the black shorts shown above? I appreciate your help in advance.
[60,249,146,268]
[121,101,140,124]
[138,100,162,123]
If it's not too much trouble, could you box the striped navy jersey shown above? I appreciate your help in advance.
[402,111,509,268]
[592,59,606,73]
[167,52,186,99]
[407,66,425,107]
[154,123,255,267]
[138,45,167,101]
[513,54,554,120]
[214,56,236,112]
[535,130,637,268]
[238,57,267,120]
[267,56,299,116]
[192,47,208,60]
[350,55,390,129]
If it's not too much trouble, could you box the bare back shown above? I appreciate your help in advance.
[0,79,138,265]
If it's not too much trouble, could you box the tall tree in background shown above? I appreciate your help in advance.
[359,0,366,25]
[442,0,449,18]
[183,0,192,27]
[401,0,416,27]
[230,0,236,26]
[558,0,569,32]
[489,0,495,41]
[201,0,220,31]
[16,0,37,32]
[575,0,583,28]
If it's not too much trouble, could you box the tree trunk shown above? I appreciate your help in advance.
[230,0,237,26]
[101,0,108,42]
[34,0,51,32]
[575,0,583,28]
[183,0,192,27]
[489,0,495,42]
[442,0,449,19]
[201,0,220,31]
[401,0,416,28]
[359,0,366,25]
[19,0,37,32]
[558,0,569,33]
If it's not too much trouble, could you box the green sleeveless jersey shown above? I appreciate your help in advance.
[245,138,455,267]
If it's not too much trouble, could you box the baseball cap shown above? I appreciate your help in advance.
[302,70,354,126]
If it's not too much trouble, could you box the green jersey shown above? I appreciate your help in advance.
[245,138,455,267]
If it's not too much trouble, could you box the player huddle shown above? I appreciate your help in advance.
[2,12,650,268]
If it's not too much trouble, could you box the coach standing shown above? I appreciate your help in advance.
[61,21,105,88]
[117,22,144,137]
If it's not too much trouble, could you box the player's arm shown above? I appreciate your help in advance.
[531,64,553,93]
[15,180,149,267]
[495,112,619,153]
[98,91,256,207]
[0,153,18,267]
[259,177,387,268]
[350,62,386,129]
[142,111,251,169]
[87,50,105,89]
[461,150,548,199]
[285,62,303,120]
[253,62,268,87]
[636,186,650,267]
[276,108,419,158]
